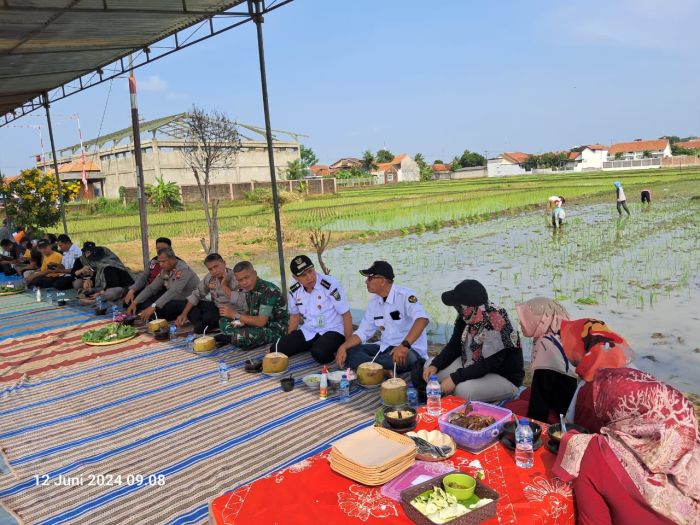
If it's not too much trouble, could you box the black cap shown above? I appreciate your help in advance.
[37,239,50,248]
[359,261,394,280]
[290,255,314,276]
[82,241,96,253]
[441,279,488,307]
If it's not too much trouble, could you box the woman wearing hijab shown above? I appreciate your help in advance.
[553,368,700,525]
[74,241,134,304]
[423,279,524,402]
[559,318,635,432]
[516,297,577,422]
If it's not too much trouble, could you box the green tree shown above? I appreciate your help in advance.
[434,159,444,165]
[642,150,652,158]
[286,158,307,180]
[419,164,433,182]
[614,152,624,160]
[144,176,182,211]
[4,168,78,231]
[361,150,377,172]
[414,153,426,168]
[671,144,695,156]
[300,145,318,168]
[456,149,486,168]
[376,148,394,163]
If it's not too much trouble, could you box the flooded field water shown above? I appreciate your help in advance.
[272,197,700,392]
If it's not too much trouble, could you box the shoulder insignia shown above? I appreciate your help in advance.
[320,278,331,290]
[408,295,418,303]
[289,282,301,293]
[330,288,341,301]
[175,271,182,280]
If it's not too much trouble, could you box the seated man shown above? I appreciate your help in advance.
[175,253,246,334]
[336,261,430,375]
[217,261,288,350]
[0,238,22,275]
[123,237,172,308]
[277,255,352,364]
[25,239,63,288]
[74,242,135,303]
[127,247,199,321]
[49,234,82,290]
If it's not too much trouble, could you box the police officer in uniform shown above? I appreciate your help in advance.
[277,255,353,364]
[127,247,200,321]
[336,261,430,375]
[124,237,172,307]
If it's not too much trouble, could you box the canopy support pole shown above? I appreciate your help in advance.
[249,0,287,296]
[42,93,68,235]
[128,67,150,271]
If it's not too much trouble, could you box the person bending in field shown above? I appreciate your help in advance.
[552,200,566,228]
[547,195,565,209]
[640,189,652,205]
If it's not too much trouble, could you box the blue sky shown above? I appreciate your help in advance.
[1,0,699,174]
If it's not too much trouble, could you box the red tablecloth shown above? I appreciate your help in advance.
[209,396,575,524]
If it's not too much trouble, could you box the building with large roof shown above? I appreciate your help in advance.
[34,113,303,199]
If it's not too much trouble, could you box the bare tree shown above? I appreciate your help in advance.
[310,227,331,275]
[181,106,241,254]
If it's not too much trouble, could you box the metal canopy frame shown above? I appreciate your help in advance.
[1,0,294,292]
[0,0,293,127]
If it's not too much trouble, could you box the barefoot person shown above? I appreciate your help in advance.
[123,237,172,308]
[217,261,288,349]
[276,255,353,364]
[127,247,199,321]
[175,253,246,334]
[336,261,429,375]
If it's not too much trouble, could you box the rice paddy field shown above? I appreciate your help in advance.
[65,167,700,391]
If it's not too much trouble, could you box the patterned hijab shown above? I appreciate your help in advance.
[560,318,634,382]
[554,368,700,524]
[459,303,520,363]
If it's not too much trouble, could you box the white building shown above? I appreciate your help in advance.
[371,154,419,184]
[566,144,608,171]
[487,152,529,177]
[607,139,671,160]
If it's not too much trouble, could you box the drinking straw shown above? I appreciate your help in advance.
[203,326,207,337]
[393,362,397,381]
[369,347,382,364]
[560,414,568,433]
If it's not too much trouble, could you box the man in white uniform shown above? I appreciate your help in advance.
[336,261,430,375]
[277,255,353,364]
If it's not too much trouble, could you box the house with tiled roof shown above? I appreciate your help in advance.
[566,145,609,171]
[607,139,671,160]
[487,151,530,177]
[309,164,331,177]
[329,158,363,170]
[370,154,419,184]
[675,138,700,150]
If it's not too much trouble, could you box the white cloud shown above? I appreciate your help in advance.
[548,0,700,52]
[138,74,168,93]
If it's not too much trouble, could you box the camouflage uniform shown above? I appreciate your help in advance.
[219,277,288,349]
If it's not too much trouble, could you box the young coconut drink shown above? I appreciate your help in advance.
[357,361,384,386]
[380,377,407,406]
[193,327,216,353]
[263,341,289,374]
[148,318,168,333]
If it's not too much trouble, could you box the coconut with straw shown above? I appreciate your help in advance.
[148,310,168,333]
[193,326,216,353]
[380,362,407,406]
[263,338,289,374]
[357,347,384,386]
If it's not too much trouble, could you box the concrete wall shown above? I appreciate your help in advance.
[398,157,420,182]
[451,166,487,179]
[661,155,700,167]
[487,161,526,177]
[56,139,300,198]
[602,158,662,170]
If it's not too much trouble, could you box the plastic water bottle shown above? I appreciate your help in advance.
[35,287,41,302]
[186,334,195,351]
[426,375,441,416]
[45,290,53,305]
[407,385,418,408]
[95,295,104,311]
[111,304,121,321]
[515,419,534,469]
[218,360,229,384]
[169,323,177,340]
[339,374,350,402]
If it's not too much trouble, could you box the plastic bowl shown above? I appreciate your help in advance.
[383,405,416,429]
[438,401,512,452]
[302,374,322,389]
[327,370,356,391]
[547,423,589,445]
[501,420,542,444]
[443,473,476,500]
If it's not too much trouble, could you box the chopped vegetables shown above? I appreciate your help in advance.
[411,486,493,524]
